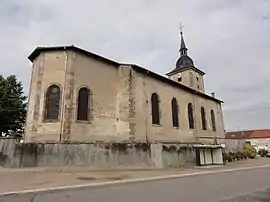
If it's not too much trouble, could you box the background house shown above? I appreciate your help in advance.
[226,129,270,152]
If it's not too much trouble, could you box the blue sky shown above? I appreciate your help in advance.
[0,0,270,131]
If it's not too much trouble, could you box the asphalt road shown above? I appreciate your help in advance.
[1,166,270,202]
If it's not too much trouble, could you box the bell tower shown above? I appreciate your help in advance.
[166,26,205,93]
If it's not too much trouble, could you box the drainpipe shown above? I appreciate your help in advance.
[60,48,68,142]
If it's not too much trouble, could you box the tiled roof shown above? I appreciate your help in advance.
[225,129,270,139]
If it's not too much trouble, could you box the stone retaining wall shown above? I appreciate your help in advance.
[0,138,196,168]
[225,139,246,153]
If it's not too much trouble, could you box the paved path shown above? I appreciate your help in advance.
[1,164,270,202]
[1,158,270,194]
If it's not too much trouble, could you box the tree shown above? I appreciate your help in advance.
[0,75,27,136]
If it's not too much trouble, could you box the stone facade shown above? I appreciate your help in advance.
[168,68,205,93]
[134,70,224,143]
[25,44,225,144]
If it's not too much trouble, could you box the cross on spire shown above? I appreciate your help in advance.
[178,23,188,56]
[179,23,184,34]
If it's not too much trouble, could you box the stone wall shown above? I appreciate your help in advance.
[225,139,246,153]
[134,70,225,143]
[0,138,17,167]
[0,138,196,168]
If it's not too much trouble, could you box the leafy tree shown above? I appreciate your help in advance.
[0,75,27,136]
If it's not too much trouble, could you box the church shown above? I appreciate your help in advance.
[24,31,225,145]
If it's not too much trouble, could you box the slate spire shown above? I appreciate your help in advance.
[179,30,188,56]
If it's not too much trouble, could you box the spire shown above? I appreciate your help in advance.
[179,23,188,56]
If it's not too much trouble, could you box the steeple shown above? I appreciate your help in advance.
[166,24,205,76]
[166,24,206,92]
[180,30,188,56]
[174,27,194,71]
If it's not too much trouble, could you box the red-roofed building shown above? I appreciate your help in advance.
[225,129,270,151]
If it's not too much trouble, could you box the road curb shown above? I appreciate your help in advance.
[1,164,270,197]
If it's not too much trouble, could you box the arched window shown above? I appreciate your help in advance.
[44,85,61,120]
[171,98,179,127]
[188,103,194,129]
[151,93,160,125]
[201,107,207,130]
[77,87,90,121]
[211,110,216,131]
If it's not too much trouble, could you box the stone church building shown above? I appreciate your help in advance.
[24,31,225,145]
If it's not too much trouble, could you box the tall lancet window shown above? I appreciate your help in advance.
[77,87,91,121]
[211,110,216,131]
[44,85,61,120]
[188,103,194,129]
[201,107,207,130]
[151,93,160,125]
[171,98,179,128]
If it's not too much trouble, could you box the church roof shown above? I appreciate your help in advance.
[28,45,119,66]
[28,45,223,103]
[167,62,205,76]
[176,55,194,69]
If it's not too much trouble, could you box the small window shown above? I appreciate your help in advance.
[188,103,194,129]
[177,73,182,82]
[77,87,90,121]
[197,85,200,89]
[44,85,61,120]
[151,93,160,125]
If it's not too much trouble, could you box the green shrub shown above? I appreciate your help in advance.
[224,151,248,162]
[229,152,237,161]
[236,152,245,160]
[258,149,268,157]
[223,152,232,162]
[244,143,257,159]
[227,155,232,162]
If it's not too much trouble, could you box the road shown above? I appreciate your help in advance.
[1,166,270,202]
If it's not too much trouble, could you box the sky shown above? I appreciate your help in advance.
[0,0,270,131]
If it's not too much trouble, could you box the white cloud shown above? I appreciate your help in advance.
[1,0,270,131]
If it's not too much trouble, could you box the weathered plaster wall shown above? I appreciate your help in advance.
[0,139,196,168]
[25,51,74,142]
[225,139,246,153]
[25,51,135,143]
[24,50,224,144]
[70,53,121,141]
[168,69,205,93]
[134,70,225,144]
